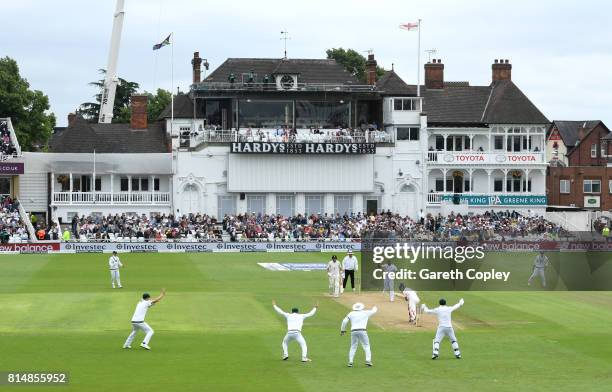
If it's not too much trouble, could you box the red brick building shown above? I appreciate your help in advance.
[546,120,612,209]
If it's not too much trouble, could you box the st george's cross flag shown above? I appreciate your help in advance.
[399,22,419,31]
[153,34,171,50]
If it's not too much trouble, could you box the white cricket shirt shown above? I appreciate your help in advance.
[342,255,358,271]
[327,260,341,276]
[131,299,154,322]
[403,289,420,304]
[422,300,463,328]
[341,307,378,331]
[273,305,316,331]
[109,255,122,270]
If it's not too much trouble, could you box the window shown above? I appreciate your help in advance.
[464,180,471,192]
[141,178,149,191]
[0,177,10,195]
[247,195,266,215]
[609,180,612,193]
[95,177,101,192]
[494,179,503,192]
[131,178,140,191]
[602,145,607,158]
[591,144,598,158]
[435,135,444,150]
[276,195,295,216]
[560,180,570,194]
[120,177,129,192]
[305,195,324,215]
[334,195,353,215]
[494,135,504,150]
[397,127,419,141]
[583,180,601,193]
[154,178,160,191]
[217,195,236,218]
[393,98,419,111]
[435,179,444,192]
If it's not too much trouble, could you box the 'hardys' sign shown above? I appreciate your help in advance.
[230,142,376,154]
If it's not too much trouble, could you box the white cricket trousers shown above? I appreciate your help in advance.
[124,322,154,346]
[282,331,307,360]
[329,274,340,297]
[349,330,371,363]
[528,267,546,287]
[110,269,122,287]
[433,326,460,357]
[408,301,418,322]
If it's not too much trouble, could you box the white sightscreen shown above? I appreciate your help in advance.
[228,154,374,193]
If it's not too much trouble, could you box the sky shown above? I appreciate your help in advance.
[3,0,611,126]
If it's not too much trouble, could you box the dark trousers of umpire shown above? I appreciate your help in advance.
[343,269,355,289]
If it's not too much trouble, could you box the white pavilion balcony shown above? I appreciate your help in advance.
[52,191,170,205]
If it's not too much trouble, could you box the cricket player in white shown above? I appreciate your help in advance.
[327,255,342,297]
[422,298,464,359]
[382,260,398,301]
[108,251,123,289]
[528,251,549,287]
[123,289,166,350]
[340,303,377,367]
[398,283,420,323]
[272,299,318,362]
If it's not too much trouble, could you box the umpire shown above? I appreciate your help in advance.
[342,250,358,292]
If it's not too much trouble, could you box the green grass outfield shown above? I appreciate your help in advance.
[1,252,611,391]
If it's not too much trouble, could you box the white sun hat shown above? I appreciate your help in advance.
[352,302,365,311]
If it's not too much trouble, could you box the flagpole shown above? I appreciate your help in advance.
[417,19,422,97]
[171,32,174,123]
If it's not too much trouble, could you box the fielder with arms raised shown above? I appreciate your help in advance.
[340,302,377,367]
[272,299,318,362]
[123,289,166,350]
[421,297,464,359]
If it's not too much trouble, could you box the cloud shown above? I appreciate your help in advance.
[2,0,611,126]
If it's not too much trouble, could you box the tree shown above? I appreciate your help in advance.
[146,89,172,122]
[79,69,139,123]
[0,57,56,151]
[326,48,386,83]
[112,89,172,124]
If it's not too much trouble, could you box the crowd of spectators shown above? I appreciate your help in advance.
[0,120,18,156]
[0,196,29,243]
[69,213,223,242]
[65,210,569,243]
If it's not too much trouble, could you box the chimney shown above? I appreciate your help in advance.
[578,121,587,141]
[492,59,512,82]
[130,94,148,130]
[425,59,444,89]
[192,51,203,84]
[67,113,77,127]
[366,54,377,86]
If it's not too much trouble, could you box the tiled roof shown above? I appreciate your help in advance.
[204,58,361,85]
[49,115,168,153]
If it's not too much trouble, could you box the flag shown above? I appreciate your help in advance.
[153,34,171,50]
[399,22,419,31]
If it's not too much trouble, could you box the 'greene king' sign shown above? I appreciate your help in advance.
[231,142,376,154]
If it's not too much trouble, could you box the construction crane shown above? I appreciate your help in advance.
[98,0,126,123]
